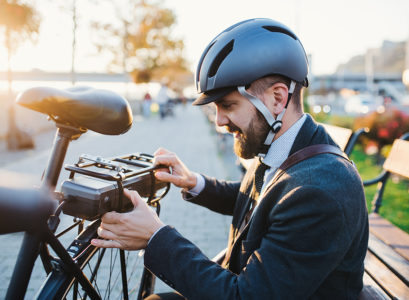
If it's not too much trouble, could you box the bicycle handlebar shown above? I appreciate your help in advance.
[0,187,56,235]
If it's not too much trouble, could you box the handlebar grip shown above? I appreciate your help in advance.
[0,187,56,234]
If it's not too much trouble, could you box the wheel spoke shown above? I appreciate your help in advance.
[120,250,129,300]
[36,220,148,299]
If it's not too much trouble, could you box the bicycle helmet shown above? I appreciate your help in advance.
[193,18,309,157]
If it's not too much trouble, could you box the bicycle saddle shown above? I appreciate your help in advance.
[0,187,56,234]
[16,86,133,135]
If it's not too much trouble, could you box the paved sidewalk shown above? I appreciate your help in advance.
[0,104,241,298]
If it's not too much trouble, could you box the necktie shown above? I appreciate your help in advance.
[254,159,270,194]
[224,159,270,268]
[241,159,270,230]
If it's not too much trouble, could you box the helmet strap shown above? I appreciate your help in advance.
[238,81,296,158]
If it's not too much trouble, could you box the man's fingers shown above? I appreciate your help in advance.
[155,167,171,175]
[97,226,118,240]
[91,238,122,249]
[101,211,122,224]
[153,147,170,156]
[155,171,179,185]
[123,188,143,207]
[153,154,178,167]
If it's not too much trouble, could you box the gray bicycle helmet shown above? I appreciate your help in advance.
[193,18,308,105]
[193,18,309,157]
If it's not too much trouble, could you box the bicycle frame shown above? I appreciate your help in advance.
[5,124,97,300]
[5,114,167,299]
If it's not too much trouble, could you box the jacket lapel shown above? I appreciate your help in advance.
[235,159,259,232]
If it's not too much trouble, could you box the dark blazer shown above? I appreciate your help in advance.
[145,114,369,299]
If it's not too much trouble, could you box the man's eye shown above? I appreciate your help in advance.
[222,104,232,109]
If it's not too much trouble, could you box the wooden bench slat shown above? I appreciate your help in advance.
[369,213,409,262]
[368,232,409,285]
[360,272,391,300]
[321,123,352,151]
[383,139,409,178]
[364,251,409,299]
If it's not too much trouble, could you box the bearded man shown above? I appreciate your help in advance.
[92,18,368,300]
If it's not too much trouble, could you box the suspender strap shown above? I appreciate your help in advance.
[270,144,351,189]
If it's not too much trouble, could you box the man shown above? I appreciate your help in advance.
[92,18,368,299]
[156,82,171,119]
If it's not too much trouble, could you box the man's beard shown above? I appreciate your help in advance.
[227,111,270,159]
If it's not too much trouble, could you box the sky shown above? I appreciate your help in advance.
[1,0,409,76]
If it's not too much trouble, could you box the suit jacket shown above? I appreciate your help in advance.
[145,114,369,299]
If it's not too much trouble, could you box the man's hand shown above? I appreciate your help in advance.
[91,189,165,250]
[153,148,197,190]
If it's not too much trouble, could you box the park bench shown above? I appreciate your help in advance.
[320,123,368,156]
[359,134,409,299]
[321,124,409,298]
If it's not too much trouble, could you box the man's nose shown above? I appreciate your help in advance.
[215,108,228,127]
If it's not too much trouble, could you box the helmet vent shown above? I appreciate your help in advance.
[262,26,297,40]
[196,41,216,85]
[208,40,234,78]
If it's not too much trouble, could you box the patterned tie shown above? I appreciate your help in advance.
[240,159,270,230]
[224,159,270,268]
[254,159,270,194]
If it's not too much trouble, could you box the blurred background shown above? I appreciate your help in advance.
[0,0,409,229]
[1,0,409,138]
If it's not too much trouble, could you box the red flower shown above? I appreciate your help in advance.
[378,128,389,139]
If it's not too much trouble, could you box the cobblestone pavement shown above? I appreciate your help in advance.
[0,104,241,298]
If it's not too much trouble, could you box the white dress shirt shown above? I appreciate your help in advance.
[259,114,306,195]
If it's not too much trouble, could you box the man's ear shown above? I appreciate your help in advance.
[263,83,289,116]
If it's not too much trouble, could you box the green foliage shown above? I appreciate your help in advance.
[306,94,355,128]
[350,145,409,233]
[302,88,310,114]
[327,115,355,129]
[310,112,355,129]
[310,112,330,123]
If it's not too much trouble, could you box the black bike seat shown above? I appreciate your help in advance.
[0,187,56,234]
[16,86,133,135]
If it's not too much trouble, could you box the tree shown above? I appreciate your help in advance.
[56,0,78,85]
[0,0,40,95]
[92,0,192,92]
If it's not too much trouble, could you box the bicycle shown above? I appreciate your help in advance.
[0,86,170,299]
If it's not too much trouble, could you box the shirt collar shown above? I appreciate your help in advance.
[262,114,307,170]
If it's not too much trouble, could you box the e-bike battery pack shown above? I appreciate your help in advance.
[60,154,167,220]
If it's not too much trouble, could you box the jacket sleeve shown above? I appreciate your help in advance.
[185,175,241,216]
[144,186,356,300]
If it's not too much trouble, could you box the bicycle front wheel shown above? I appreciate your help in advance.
[35,219,149,300]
